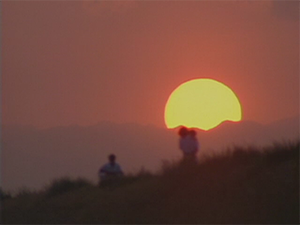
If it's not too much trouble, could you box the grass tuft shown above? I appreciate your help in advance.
[0,188,12,200]
[44,177,93,197]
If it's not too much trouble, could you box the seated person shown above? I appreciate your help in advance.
[98,154,123,187]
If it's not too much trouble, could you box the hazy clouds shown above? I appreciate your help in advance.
[2,1,299,128]
[82,1,137,16]
[272,1,299,21]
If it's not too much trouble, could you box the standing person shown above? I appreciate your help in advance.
[188,129,199,157]
[178,127,199,164]
[98,154,123,187]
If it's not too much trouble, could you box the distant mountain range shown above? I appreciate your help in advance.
[198,116,299,151]
[2,116,299,191]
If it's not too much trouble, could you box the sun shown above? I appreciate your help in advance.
[164,78,242,131]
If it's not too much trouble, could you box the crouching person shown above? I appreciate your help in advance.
[98,154,124,188]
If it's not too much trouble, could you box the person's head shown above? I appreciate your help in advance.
[108,154,116,164]
[178,126,189,137]
[189,129,197,138]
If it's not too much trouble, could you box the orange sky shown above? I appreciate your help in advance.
[2,1,299,128]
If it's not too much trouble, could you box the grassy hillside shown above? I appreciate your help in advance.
[1,141,299,224]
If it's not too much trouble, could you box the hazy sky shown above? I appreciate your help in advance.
[3,1,299,128]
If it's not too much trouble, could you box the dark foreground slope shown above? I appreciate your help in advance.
[2,141,299,224]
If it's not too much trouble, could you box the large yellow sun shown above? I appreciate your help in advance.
[164,78,242,131]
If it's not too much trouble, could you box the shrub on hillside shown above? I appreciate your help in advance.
[15,187,35,198]
[45,177,93,197]
[100,167,154,189]
[160,159,181,175]
[263,140,299,164]
[0,188,12,200]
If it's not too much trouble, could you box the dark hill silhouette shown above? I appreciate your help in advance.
[2,116,299,191]
[2,142,299,224]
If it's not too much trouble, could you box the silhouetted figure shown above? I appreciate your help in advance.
[178,127,199,164]
[98,154,123,187]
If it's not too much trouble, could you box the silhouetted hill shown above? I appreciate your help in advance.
[200,116,299,151]
[2,116,299,191]
[2,142,299,224]
[2,122,177,191]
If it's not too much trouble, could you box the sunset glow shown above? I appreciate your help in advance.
[164,79,242,131]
